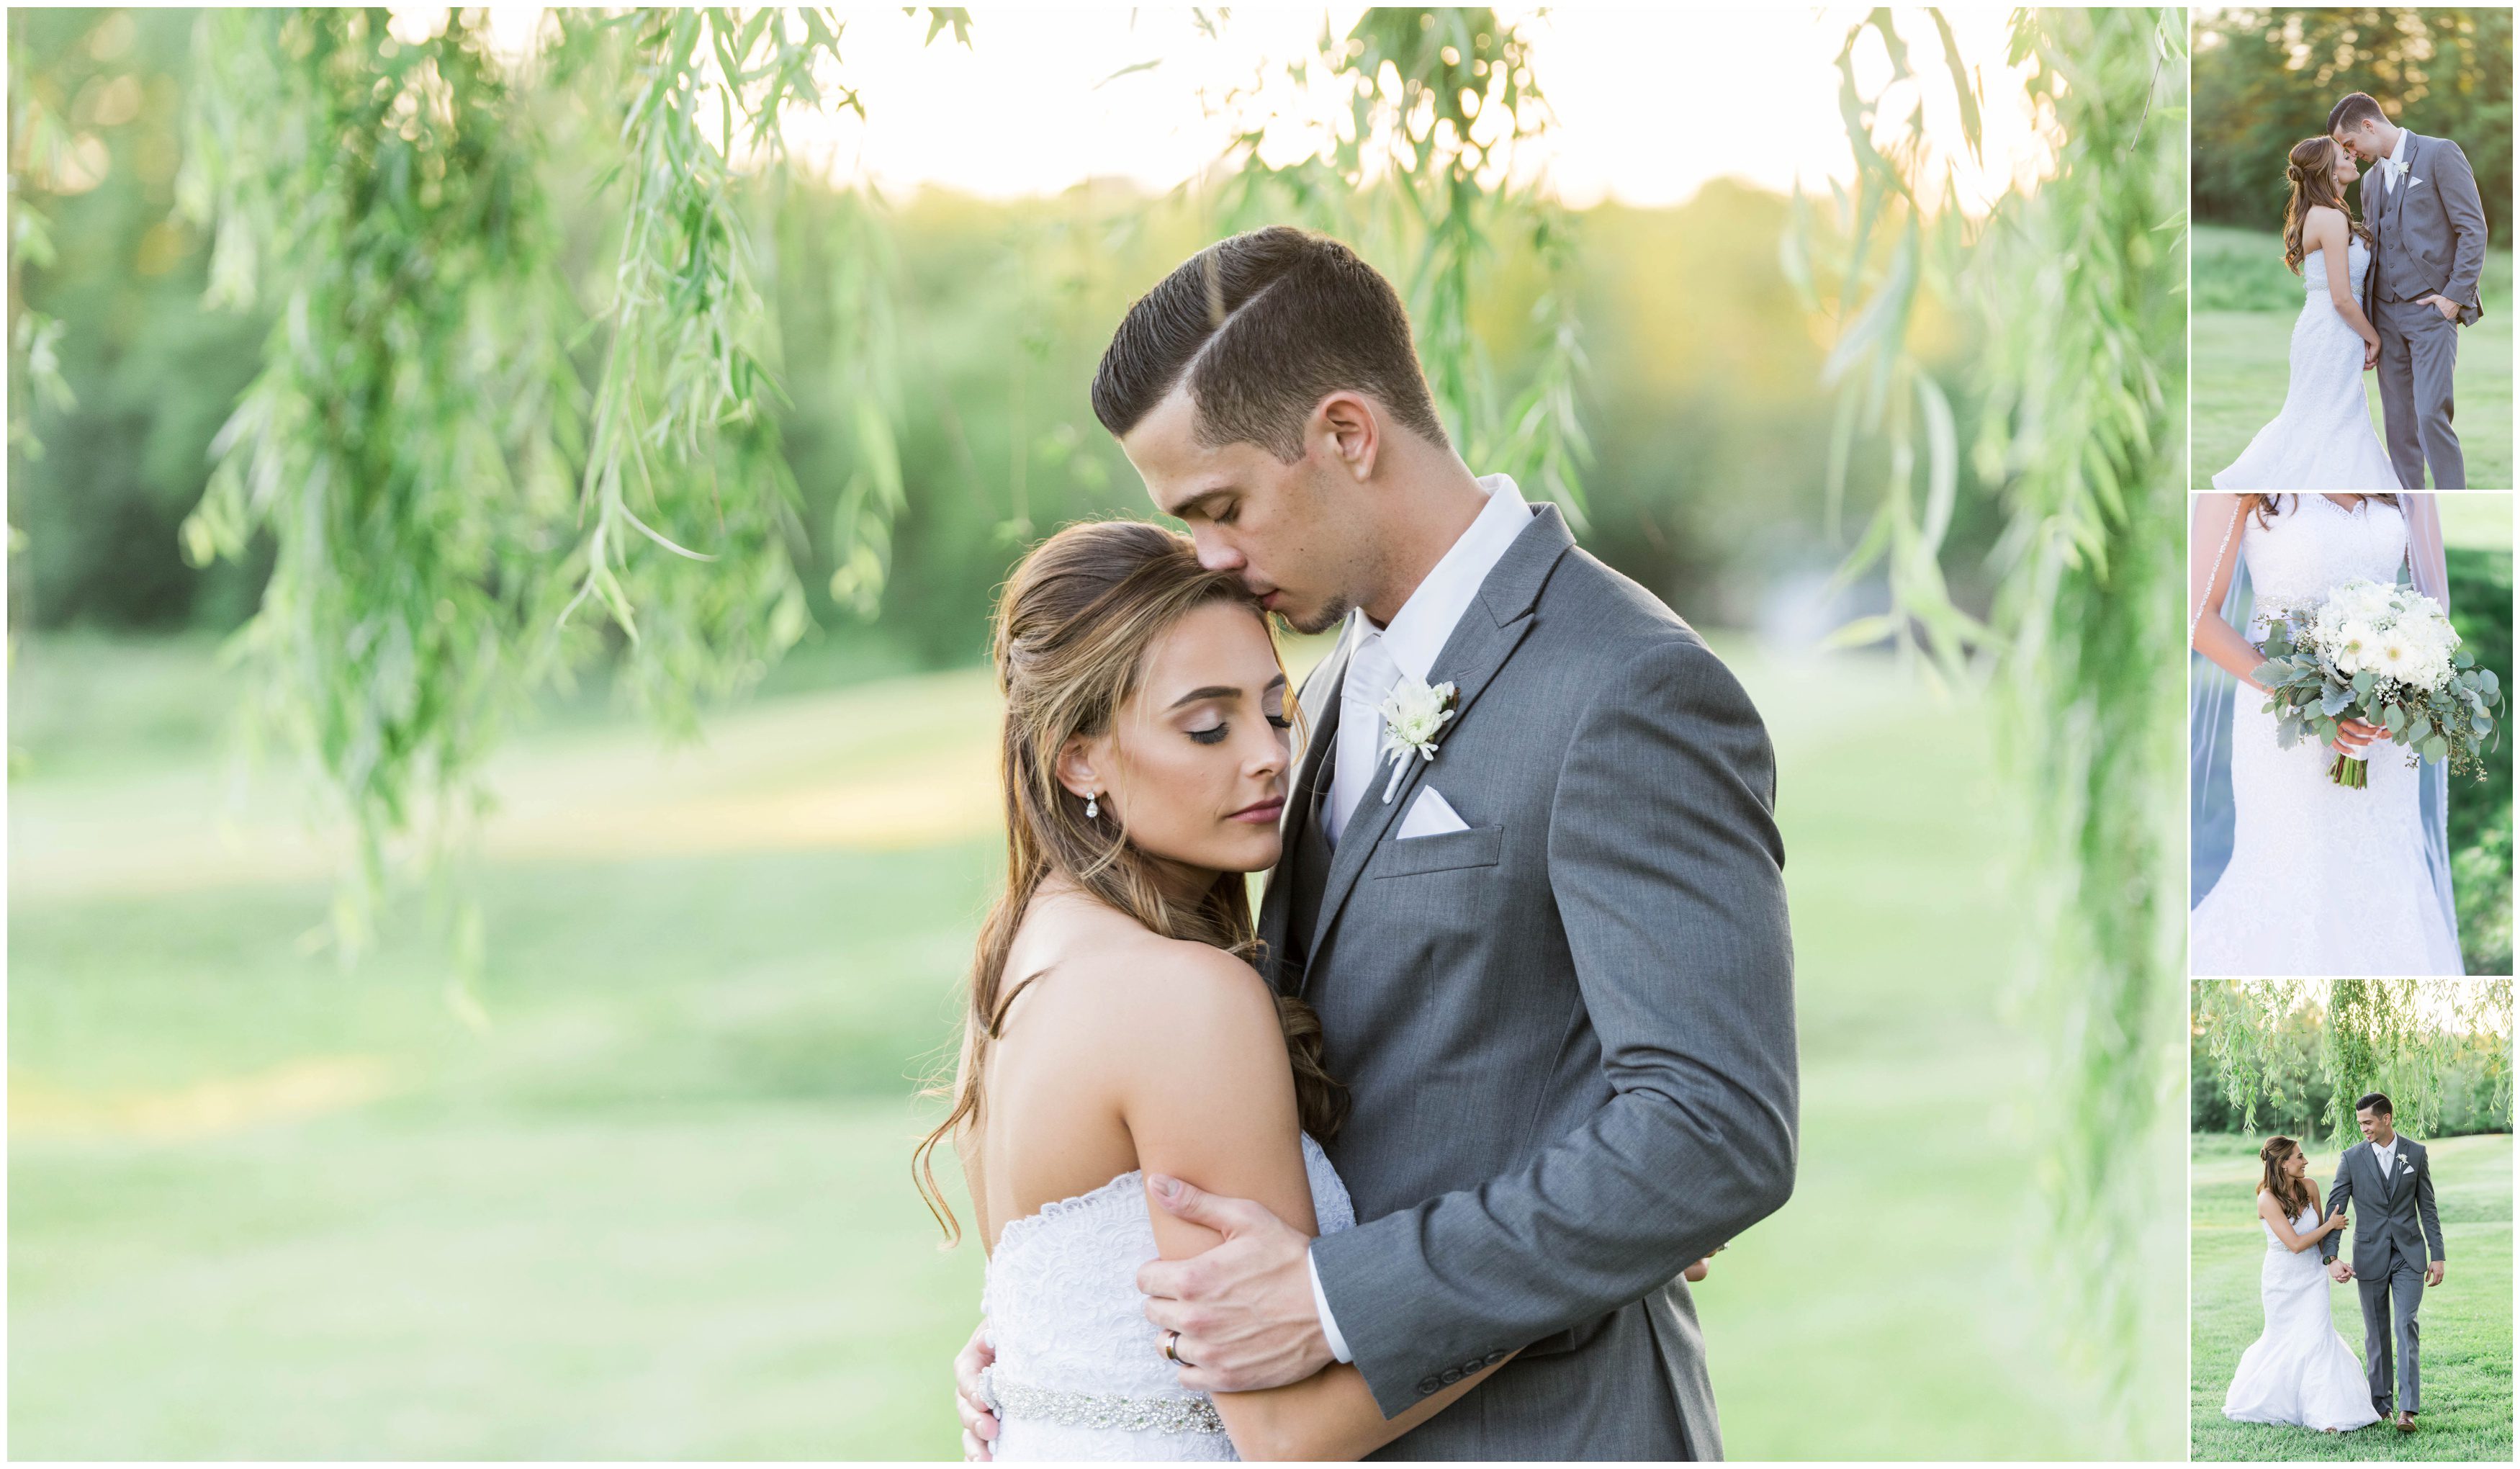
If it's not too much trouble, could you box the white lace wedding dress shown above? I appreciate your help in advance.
[2211,240,2406,491]
[2190,495,2463,976]
[976,1131,1356,1460]
[2222,1198,2382,1433]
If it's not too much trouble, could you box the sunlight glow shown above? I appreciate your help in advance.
[753,7,2061,212]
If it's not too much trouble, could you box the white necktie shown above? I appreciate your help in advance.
[1324,632,1400,849]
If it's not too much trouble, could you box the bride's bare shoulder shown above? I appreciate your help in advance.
[1007,888,1276,1046]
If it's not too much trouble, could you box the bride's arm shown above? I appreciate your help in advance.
[2257,1190,2339,1254]
[2190,493,2269,687]
[1120,945,1511,1460]
[2310,207,2380,349]
[2257,1190,2313,1252]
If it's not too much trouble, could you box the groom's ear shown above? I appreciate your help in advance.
[1313,391,1382,483]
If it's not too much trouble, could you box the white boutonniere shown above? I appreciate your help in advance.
[1375,674,1459,803]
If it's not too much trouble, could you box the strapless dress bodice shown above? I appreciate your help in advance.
[978,1131,1356,1460]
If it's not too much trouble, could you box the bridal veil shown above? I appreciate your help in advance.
[2187,494,2459,956]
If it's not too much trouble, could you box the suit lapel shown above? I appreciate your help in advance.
[2390,134,2426,228]
[1301,504,1575,961]
[1256,624,1354,989]
[2396,135,2419,233]
[2365,1141,2400,1201]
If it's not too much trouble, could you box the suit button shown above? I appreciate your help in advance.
[1441,1367,1463,1384]
[1485,1350,1508,1365]
[1417,1376,1441,1396]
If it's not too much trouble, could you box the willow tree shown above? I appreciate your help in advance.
[6,20,95,776]
[1197,6,1592,524]
[2200,978,2516,1146]
[6,28,79,464]
[169,8,963,982]
[1793,6,2189,1417]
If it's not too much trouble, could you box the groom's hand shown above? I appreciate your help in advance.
[2329,1259,2354,1283]
[1136,1174,1333,1393]
[2422,293,2461,323]
[2426,1260,2445,1287]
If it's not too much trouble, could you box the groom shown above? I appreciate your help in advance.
[2330,91,2489,489]
[955,226,1797,1459]
[2318,1092,2447,1433]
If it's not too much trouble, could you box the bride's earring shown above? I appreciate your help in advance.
[1084,791,1099,819]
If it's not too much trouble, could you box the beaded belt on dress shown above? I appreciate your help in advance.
[977,1365,1226,1435]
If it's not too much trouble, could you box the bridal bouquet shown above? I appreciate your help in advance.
[2252,578,2503,788]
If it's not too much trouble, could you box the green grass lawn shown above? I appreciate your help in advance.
[2190,1131,2513,1461]
[2191,227,2514,490]
[8,634,2184,1458]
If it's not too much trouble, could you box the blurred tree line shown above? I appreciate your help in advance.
[2192,979,2514,1140]
[2447,547,2512,975]
[8,9,2017,672]
[2192,7,2511,246]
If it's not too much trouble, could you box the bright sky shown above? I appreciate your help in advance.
[796,6,2056,210]
[589,6,2066,212]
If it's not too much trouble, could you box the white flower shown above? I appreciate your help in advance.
[2334,621,2380,673]
[1374,674,1459,802]
[1377,675,1457,763]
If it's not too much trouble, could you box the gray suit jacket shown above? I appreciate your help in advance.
[1257,503,1798,1460]
[2319,1138,2447,1275]
[2366,132,2489,326]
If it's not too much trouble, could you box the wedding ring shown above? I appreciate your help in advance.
[1162,1329,1189,1366]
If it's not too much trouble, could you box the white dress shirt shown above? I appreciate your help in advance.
[1321,472,1536,848]
[1307,470,1537,1365]
[2379,126,2412,197]
[2372,1133,2399,1181]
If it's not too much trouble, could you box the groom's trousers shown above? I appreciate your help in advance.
[2357,1249,2424,1415]
[2375,295,2465,489]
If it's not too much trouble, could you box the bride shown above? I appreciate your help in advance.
[2211,136,2404,491]
[2222,1135,2378,1434]
[2188,492,2463,976]
[911,519,1510,1460]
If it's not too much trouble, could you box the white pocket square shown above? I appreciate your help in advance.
[1397,785,1470,838]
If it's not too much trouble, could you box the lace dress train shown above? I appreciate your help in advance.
[2223,1201,2382,1433]
[2212,241,2405,492]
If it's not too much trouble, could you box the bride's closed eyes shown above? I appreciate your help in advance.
[1188,709,1292,745]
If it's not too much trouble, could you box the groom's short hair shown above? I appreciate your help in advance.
[2356,1091,2393,1118]
[1091,225,1450,462]
[2328,92,2387,135]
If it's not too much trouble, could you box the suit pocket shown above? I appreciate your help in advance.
[1517,1308,1615,1359]
[1374,823,1503,877]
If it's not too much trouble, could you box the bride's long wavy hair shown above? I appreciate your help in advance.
[912,519,1347,1246]
[2258,1135,2316,1221]
[2241,493,2400,529]
[2282,136,2375,277]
